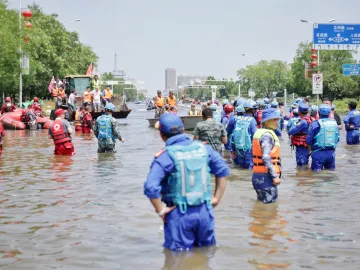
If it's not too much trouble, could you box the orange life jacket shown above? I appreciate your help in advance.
[155,96,164,107]
[291,116,311,147]
[83,91,92,102]
[252,129,281,175]
[52,88,59,97]
[167,96,177,106]
[51,120,71,145]
[58,89,65,98]
[104,89,112,99]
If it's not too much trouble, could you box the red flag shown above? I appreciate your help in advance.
[48,76,55,93]
[86,63,93,75]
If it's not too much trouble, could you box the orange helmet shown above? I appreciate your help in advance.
[224,104,234,114]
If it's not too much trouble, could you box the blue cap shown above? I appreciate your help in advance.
[158,114,184,135]
[236,105,245,113]
[264,98,270,104]
[318,104,331,116]
[299,103,309,113]
[104,103,115,111]
[261,108,281,123]
[271,101,279,108]
[211,104,217,111]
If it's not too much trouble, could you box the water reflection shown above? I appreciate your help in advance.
[162,247,216,270]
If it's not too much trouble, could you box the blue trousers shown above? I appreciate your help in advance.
[295,146,310,166]
[252,173,278,204]
[232,148,253,169]
[346,130,360,145]
[164,203,215,251]
[311,149,335,172]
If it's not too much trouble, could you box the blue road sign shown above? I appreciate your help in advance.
[343,64,360,76]
[313,24,360,50]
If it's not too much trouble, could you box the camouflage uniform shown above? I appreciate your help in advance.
[193,119,227,153]
[93,114,122,153]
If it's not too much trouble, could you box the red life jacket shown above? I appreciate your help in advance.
[291,116,311,147]
[51,120,71,145]
[256,110,263,128]
[82,112,93,133]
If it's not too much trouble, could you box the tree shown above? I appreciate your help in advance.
[288,41,358,100]
[238,60,290,98]
[0,1,98,102]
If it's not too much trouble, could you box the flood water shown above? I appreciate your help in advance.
[1,104,360,269]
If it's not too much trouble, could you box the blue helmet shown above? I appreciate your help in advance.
[243,101,252,109]
[311,105,318,112]
[299,103,309,113]
[331,104,336,110]
[104,103,116,111]
[158,114,184,135]
[236,105,245,113]
[318,104,331,116]
[249,100,258,109]
[264,98,270,104]
[211,104,217,111]
[293,108,299,115]
[222,99,229,106]
[271,101,279,108]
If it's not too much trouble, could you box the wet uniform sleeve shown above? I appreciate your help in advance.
[111,117,121,140]
[249,118,257,140]
[226,118,235,136]
[144,152,175,199]
[205,145,230,177]
[343,113,350,124]
[288,119,307,136]
[306,122,316,146]
[259,133,278,179]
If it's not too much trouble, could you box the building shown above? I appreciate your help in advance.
[177,75,208,87]
[165,68,177,95]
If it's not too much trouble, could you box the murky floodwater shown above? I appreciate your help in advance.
[1,104,360,269]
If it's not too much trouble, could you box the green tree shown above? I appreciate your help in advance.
[238,60,290,98]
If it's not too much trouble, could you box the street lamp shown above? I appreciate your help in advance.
[64,19,80,25]
[300,19,336,24]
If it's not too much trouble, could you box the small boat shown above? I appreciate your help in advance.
[147,118,158,127]
[91,110,132,119]
[180,115,202,130]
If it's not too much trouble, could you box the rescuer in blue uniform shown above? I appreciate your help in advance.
[270,101,284,137]
[227,103,257,169]
[144,113,230,251]
[288,103,311,166]
[306,104,340,172]
[343,101,360,145]
[286,108,299,132]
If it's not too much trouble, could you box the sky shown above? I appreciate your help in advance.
[8,0,360,95]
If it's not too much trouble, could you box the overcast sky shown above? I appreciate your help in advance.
[8,0,360,94]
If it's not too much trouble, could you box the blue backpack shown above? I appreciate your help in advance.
[97,115,113,140]
[232,116,252,151]
[213,111,221,123]
[162,141,212,214]
[314,119,339,149]
[287,117,299,132]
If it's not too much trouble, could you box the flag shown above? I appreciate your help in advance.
[48,76,55,93]
[86,63,93,76]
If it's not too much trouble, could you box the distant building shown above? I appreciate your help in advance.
[165,68,177,95]
[177,75,208,87]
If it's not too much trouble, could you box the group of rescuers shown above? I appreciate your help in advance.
[143,96,360,252]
